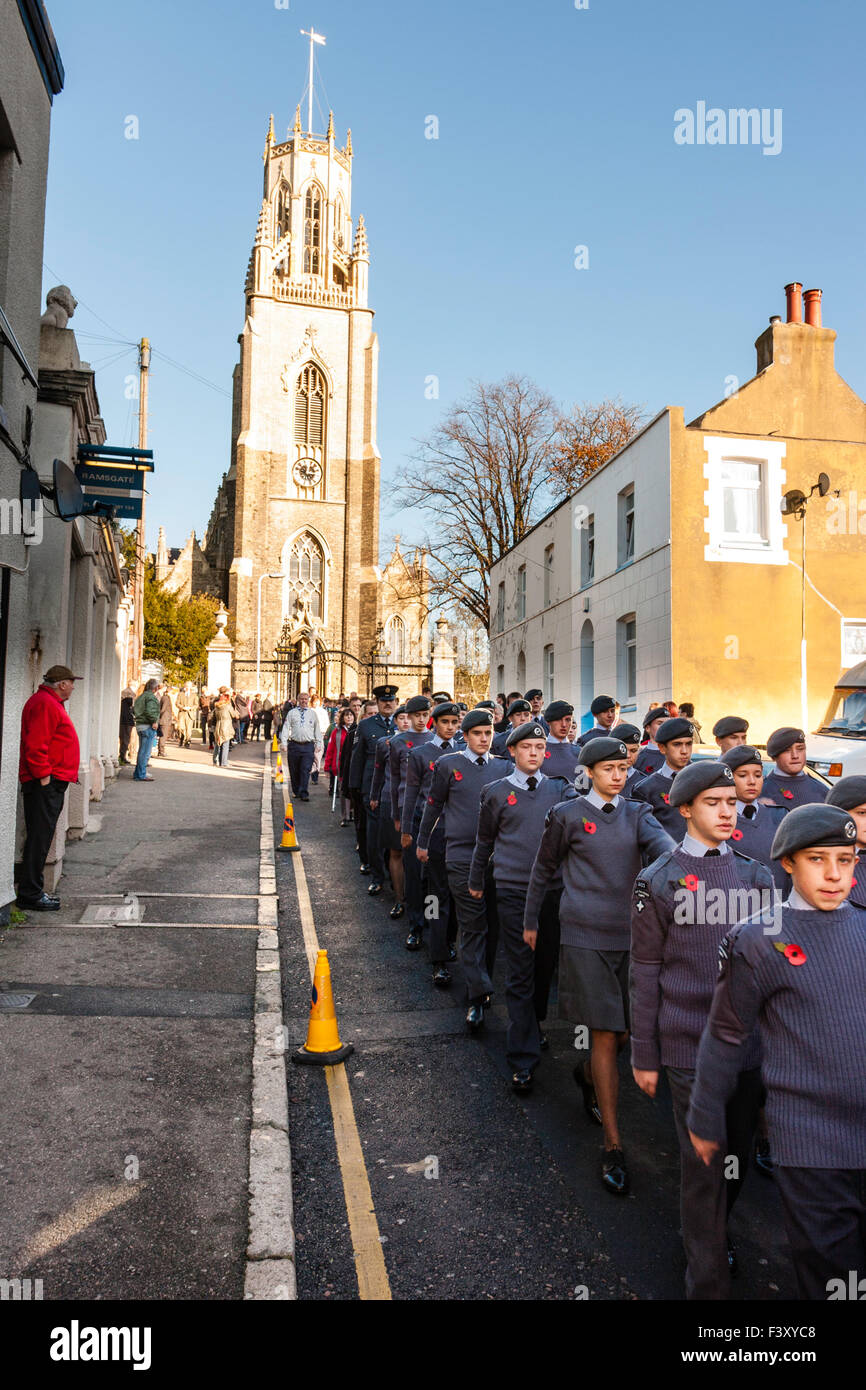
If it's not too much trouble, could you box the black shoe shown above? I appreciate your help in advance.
[311,773,319,785]
[405,929,423,951]
[16,892,60,912]
[512,1069,533,1094]
[389,902,405,919]
[601,1148,629,1196]
[359,863,371,875]
[340,818,350,827]
[481,993,492,1007]
[448,945,457,962]
[299,792,310,802]
[466,1002,484,1032]
[432,965,452,988]
[368,882,383,896]
[754,1137,774,1177]
[538,1031,549,1051]
[573,1065,603,1126]
[727,1242,739,1278]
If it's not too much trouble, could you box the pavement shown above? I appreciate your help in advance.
[0,735,269,1300]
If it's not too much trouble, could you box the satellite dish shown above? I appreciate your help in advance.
[53,458,84,522]
[817,472,831,496]
[780,489,806,516]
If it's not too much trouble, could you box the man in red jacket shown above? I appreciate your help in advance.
[17,664,82,910]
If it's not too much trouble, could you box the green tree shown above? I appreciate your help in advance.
[143,572,218,683]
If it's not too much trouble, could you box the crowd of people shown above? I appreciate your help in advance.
[288,681,866,1303]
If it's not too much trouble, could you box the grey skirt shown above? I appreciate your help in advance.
[378,807,401,853]
[557,945,630,1033]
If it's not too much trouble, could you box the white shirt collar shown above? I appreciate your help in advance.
[508,767,547,789]
[462,747,489,764]
[585,786,620,812]
[644,740,659,751]
[431,733,454,748]
[773,767,806,778]
[547,735,568,744]
[658,762,676,780]
[787,885,841,910]
[736,799,759,818]
[681,831,729,857]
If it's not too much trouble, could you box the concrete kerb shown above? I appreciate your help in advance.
[244,741,297,1301]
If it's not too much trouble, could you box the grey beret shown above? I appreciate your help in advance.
[771,803,858,859]
[506,699,532,718]
[506,721,548,748]
[825,776,866,812]
[767,726,806,759]
[431,702,461,720]
[643,706,668,727]
[474,700,496,710]
[524,688,544,701]
[405,695,432,714]
[668,759,735,806]
[713,715,750,738]
[578,737,629,767]
[612,723,641,744]
[656,717,695,744]
[720,744,764,772]
[461,709,494,733]
[544,700,574,722]
[590,695,617,716]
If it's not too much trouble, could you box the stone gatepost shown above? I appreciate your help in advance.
[206,605,234,691]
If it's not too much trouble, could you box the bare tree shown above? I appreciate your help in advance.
[549,397,644,497]
[395,376,558,628]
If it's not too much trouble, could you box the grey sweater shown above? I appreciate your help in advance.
[401,740,456,851]
[687,902,866,1167]
[761,770,827,811]
[631,768,687,841]
[731,802,789,893]
[389,729,432,821]
[468,775,574,891]
[629,845,773,1071]
[418,753,509,865]
[524,795,674,949]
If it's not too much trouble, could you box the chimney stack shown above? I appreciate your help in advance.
[803,288,823,327]
[784,282,803,323]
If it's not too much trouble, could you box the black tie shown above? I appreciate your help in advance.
[476,756,486,767]
[441,742,451,752]
[602,803,615,815]
[743,805,756,820]
[705,849,721,856]
[527,776,537,791]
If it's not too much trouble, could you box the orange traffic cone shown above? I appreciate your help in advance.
[274,750,284,784]
[271,733,279,753]
[276,797,300,853]
[293,950,354,1065]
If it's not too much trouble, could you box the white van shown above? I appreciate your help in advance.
[806,660,866,783]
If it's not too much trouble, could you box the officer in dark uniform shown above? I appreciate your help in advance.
[826,775,866,912]
[524,689,549,734]
[543,700,581,780]
[492,699,532,756]
[688,803,866,1301]
[349,683,399,894]
[576,695,620,747]
[629,759,774,1298]
[401,702,462,980]
[631,716,695,841]
[635,707,668,773]
[712,715,750,753]
[612,723,646,798]
[369,706,409,919]
[390,696,433,948]
[719,744,788,893]
[762,727,826,810]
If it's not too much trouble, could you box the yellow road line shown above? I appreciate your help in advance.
[288,821,392,1302]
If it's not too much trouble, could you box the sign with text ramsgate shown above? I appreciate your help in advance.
[75,444,154,520]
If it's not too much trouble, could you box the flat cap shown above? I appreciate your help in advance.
[767,726,806,759]
[712,714,750,739]
[431,701,461,720]
[544,699,574,722]
[825,776,866,812]
[506,699,532,718]
[668,759,735,806]
[720,744,763,772]
[643,706,668,728]
[578,736,629,767]
[506,721,548,748]
[405,695,432,714]
[462,709,494,732]
[590,695,617,716]
[771,803,858,859]
[524,688,544,701]
[44,664,82,682]
[656,717,694,744]
[612,722,642,744]
[373,684,399,700]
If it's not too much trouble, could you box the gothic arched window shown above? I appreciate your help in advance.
[274,182,291,241]
[303,185,322,275]
[385,615,406,664]
[287,533,324,621]
[294,365,326,449]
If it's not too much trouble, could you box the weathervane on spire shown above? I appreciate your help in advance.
[300,26,326,136]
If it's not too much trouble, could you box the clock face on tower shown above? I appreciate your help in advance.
[293,458,323,489]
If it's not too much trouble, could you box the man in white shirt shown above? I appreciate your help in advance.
[279,690,323,801]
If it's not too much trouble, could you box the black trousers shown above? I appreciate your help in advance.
[423,847,451,963]
[403,835,425,930]
[286,741,315,796]
[774,1165,866,1300]
[352,791,367,864]
[262,712,273,741]
[533,887,562,1023]
[666,1065,763,1300]
[447,862,499,1003]
[364,801,386,885]
[18,777,69,900]
[490,884,542,1072]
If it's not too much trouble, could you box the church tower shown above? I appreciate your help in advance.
[224,63,382,694]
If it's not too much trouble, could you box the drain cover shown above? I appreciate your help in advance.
[0,992,36,1010]
[79,894,143,925]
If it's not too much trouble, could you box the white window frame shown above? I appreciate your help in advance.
[581,516,595,588]
[543,544,554,608]
[496,581,505,633]
[618,486,635,567]
[543,645,555,704]
[517,565,526,621]
[703,436,787,565]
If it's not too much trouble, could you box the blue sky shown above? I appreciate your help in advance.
[42,0,866,555]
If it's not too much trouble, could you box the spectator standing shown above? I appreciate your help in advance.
[280,690,323,801]
[175,683,196,748]
[211,689,236,767]
[157,684,174,757]
[119,686,135,765]
[678,702,703,743]
[324,707,356,821]
[16,664,82,910]
[235,691,251,742]
[250,694,263,740]
[133,679,161,781]
[199,691,211,745]
[261,693,275,743]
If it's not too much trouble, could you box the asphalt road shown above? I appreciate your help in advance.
[275,778,798,1303]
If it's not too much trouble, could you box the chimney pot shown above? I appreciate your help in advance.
[784,282,803,323]
[769,315,781,325]
[803,288,823,328]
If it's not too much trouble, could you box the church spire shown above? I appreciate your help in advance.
[327,109,335,141]
[353,214,369,261]
[294,104,302,136]
[345,127,353,158]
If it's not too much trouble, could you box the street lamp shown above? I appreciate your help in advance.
[257,572,286,693]
[780,472,831,731]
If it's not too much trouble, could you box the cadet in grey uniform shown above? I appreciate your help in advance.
[688,804,866,1301]
[524,689,549,734]
[348,683,399,893]
[631,716,695,841]
[402,702,463,983]
[712,714,750,754]
[369,706,410,919]
[719,744,788,893]
[612,723,646,798]
[630,760,773,1299]
[826,775,866,912]
[762,727,826,810]
[524,736,673,1195]
[543,700,582,780]
[492,699,532,757]
[635,707,668,774]
[390,696,433,948]
[576,694,620,748]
